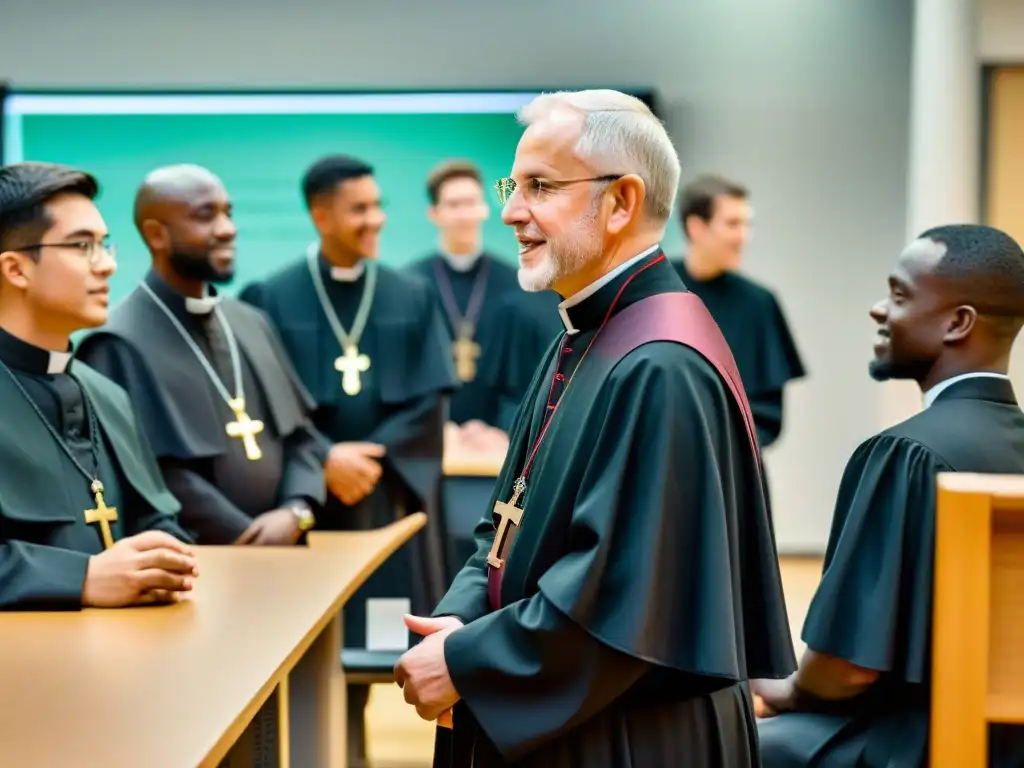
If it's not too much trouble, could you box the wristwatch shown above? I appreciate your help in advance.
[288,501,316,532]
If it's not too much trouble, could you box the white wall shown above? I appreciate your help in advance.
[980,0,1024,61]
[0,0,916,552]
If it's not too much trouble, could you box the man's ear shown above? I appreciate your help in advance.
[604,174,645,236]
[0,250,31,291]
[943,305,977,343]
[139,219,168,254]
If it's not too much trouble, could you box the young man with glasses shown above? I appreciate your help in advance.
[0,161,197,610]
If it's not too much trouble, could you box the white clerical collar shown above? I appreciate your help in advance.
[440,248,483,273]
[47,350,72,374]
[305,241,367,282]
[184,287,221,315]
[922,371,1010,408]
[557,244,660,335]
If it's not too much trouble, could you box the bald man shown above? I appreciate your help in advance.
[76,165,326,545]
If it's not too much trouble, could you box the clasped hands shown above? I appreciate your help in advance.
[393,614,463,721]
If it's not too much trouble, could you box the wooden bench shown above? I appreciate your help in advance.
[931,472,1024,766]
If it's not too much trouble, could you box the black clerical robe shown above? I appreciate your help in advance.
[432,251,795,767]
[674,260,805,448]
[239,255,458,647]
[75,270,326,545]
[405,252,522,427]
[0,327,190,611]
[758,375,1024,767]
[482,289,563,433]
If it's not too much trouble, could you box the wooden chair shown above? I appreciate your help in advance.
[931,472,1024,766]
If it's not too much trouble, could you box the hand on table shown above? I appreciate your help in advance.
[394,614,464,721]
[83,530,198,608]
[324,442,386,505]
[234,509,302,546]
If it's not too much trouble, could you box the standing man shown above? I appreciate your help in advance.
[238,154,458,747]
[0,162,197,609]
[394,90,794,767]
[755,225,1024,767]
[674,174,806,449]
[405,160,521,450]
[76,164,325,546]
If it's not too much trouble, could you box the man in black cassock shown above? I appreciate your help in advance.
[405,159,522,453]
[393,89,795,767]
[238,154,458,753]
[673,174,805,449]
[754,224,1024,767]
[76,164,324,546]
[0,162,197,610]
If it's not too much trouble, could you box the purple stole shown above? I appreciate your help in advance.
[485,291,764,612]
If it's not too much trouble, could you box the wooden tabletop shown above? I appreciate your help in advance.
[0,514,425,768]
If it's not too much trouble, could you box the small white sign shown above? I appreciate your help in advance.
[365,598,411,651]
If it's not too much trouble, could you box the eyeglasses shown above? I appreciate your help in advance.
[14,240,117,267]
[494,175,622,205]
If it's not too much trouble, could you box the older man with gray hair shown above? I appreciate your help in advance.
[394,89,796,767]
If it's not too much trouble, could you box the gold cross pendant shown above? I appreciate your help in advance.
[487,478,526,569]
[84,479,118,550]
[452,333,481,383]
[335,344,370,396]
[225,397,264,461]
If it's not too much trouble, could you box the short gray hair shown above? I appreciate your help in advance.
[517,89,681,225]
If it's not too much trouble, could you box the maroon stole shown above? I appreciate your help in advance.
[485,291,763,612]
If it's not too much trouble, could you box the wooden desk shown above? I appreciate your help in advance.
[931,473,1024,767]
[0,514,425,768]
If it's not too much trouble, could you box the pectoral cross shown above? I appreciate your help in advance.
[335,344,370,396]
[225,397,264,461]
[487,478,526,569]
[84,479,118,550]
[452,334,481,383]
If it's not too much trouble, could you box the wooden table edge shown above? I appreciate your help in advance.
[199,513,428,767]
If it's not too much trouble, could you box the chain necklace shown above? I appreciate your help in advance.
[433,255,491,383]
[306,243,379,396]
[1,360,119,548]
[486,254,668,570]
[140,281,264,461]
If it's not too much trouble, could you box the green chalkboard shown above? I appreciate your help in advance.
[1,90,677,303]
[12,111,525,301]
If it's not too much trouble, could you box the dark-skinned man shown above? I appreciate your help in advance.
[239,154,458,759]
[76,164,326,546]
[754,224,1024,767]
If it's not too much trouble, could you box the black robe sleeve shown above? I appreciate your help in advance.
[444,592,649,760]
[79,336,253,543]
[748,295,804,448]
[278,426,328,507]
[800,434,944,683]
[0,543,89,611]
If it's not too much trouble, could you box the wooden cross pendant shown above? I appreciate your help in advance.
[487,478,526,569]
[84,479,118,550]
[225,397,264,461]
[335,344,370,396]
[452,334,481,383]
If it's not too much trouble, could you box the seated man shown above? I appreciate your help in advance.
[754,224,1024,766]
[0,161,197,610]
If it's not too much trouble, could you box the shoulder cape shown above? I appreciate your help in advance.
[76,288,315,461]
[485,290,794,680]
[0,362,180,525]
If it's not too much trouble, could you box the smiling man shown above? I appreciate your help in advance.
[754,224,1024,767]
[76,164,325,547]
[238,154,457,750]
[0,161,198,610]
[394,90,794,768]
